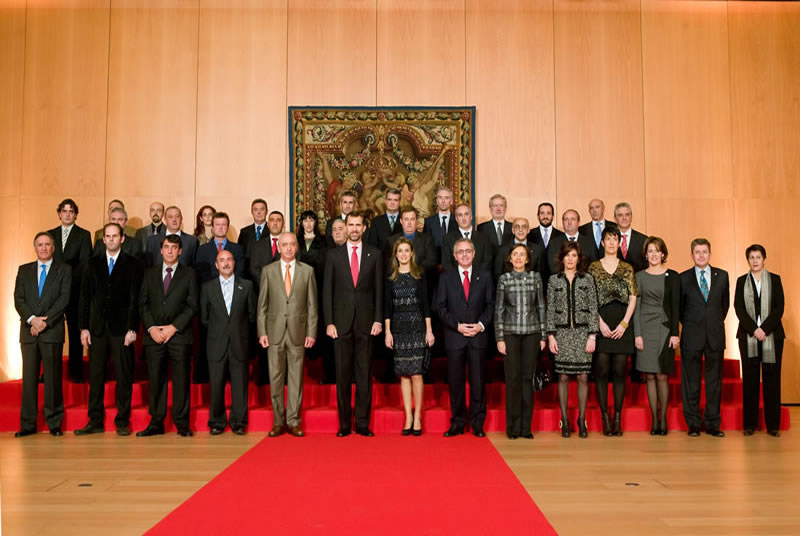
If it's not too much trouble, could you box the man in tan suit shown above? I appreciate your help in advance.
[258,232,318,437]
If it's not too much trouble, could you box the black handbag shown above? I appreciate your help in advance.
[533,355,555,392]
[422,345,432,374]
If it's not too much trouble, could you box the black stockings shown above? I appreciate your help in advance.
[594,353,627,414]
[646,373,669,427]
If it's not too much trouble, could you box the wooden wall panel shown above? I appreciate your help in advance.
[287,0,376,107]
[377,0,465,106]
[553,0,646,225]
[105,0,199,228]
[729,1,800,199]
[0,0,26,381]
[196,0,287,234]
[466,0,555,223]
[641,0,732,200]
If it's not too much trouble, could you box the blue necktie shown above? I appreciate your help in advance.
[222,279,233,314]
[38,264,47,297]
[595,222,602,248]
[700,270,709,302]
[255,225,262,241]
[108,257,115,275]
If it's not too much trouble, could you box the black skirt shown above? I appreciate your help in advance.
[595,300,635,354]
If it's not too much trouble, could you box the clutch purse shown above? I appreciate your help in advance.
[422,345,432,374]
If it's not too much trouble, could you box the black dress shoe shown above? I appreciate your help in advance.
[14,429,36,438]
[688,427,701,437]
[336,428,351,437]
[520,433,534,439]
[507,434,518,440]
[231,426,246,435]
[355,428,374,437]
[74,423,104,436]
[705,428,725,438]
[49,428,63,436]
[473,429,486,438]
[209,427,224,435]
[767,430,781,438]
[177,427,193,437]
[136,425,164,437]
[443,426,464,437]
[743,428,755,436]
[116,426,131,436]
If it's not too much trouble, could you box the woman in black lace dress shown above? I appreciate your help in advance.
[384,238,435,435]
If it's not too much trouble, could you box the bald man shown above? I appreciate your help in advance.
[579,198,616,258]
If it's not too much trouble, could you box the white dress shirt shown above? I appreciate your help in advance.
[346,241,362,269]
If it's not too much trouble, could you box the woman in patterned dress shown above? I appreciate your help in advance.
[547,241,598,438]
[384,238,435,435]
[588,227,638,436]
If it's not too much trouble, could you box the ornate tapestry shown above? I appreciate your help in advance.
[289,106,476,230]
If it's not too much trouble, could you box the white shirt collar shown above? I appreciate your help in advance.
[346,240,362,250]
[459,265,473,279]
[106,250,121,265]
[39,258,53,270]
[61,223,74,232]
[219,274,234,285]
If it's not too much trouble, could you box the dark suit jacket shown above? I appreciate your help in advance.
[546,234,598,275]
[477,219,513,253]
[93,234,142,259]
[79,251,143,336]
[434,267,495,350]
[617,229,648,272]
[441,228,492,273]
[733,272,785,341]
[49,224,92,295]
[423,211,453,248]
[237,222,265,260]
[493,241,545,280]
[139,263,198,346]
[679,266,729,353]
[384,232,438,272]
[248,236,281,283]
[579,219,617,258]
[526,226,565,251]
[323,243,383,335]
[145,231,197,267]
[135,223,164,250]
[195,240,246,282]
[365,213,401,252]
[14,261,71,344]
[200,276,256,361]
[298,234,327,279]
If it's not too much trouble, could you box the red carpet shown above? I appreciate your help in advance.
[146,435,556,535]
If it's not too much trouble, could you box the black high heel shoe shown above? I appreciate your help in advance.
[659,416,668,436]
[412,416,422,436]
[612,412,622,437]
[560,419,571,438]
[577,418,588,438]
[402,417,413,436]
[650,416,659,435]
[601,412,613,437]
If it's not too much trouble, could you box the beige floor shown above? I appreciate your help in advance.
[0,409,797,535]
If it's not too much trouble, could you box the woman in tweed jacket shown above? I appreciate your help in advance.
[495,244,546,440]
[547,241,599,438]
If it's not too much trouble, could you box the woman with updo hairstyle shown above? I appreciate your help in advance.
[734,244,785,437]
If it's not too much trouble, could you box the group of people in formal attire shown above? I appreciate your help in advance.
[13,190,785,440]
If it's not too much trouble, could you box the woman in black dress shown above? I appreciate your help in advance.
[384,238,434,435]
[734,244,785,437]
[297,210,327,363]
[587,227,637,436]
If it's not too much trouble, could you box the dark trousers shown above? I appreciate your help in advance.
[334,329,373,430]
[504,334,540,436]
[20,341,63,431]
[145,342,192,428]
[65,301,84,380]
[446,343,487,431]
[740,339,783,432]
[87,333,135,428]
[207,346,249,429]
[680,347,723,430]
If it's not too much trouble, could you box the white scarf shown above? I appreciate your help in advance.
[743,271,775,363]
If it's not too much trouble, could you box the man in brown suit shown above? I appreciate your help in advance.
[258,232,318,437]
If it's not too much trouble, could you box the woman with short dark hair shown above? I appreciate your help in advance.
[734,244,785,437]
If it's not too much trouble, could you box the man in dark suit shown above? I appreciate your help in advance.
[679,238,729,438]
[13,232,71,437]
[248,210,285,283]
[422,185,455,252]
[137,234,198,437]
[441,204,492,273]
[49,198,92,382]
[323,211,383,437]
[195,212,245,283]
[579,198,616,259]
[476,193,513,257]
[493,217,545,280]
[145,205,198,267]
[365,188,402,252]
[527,202,565,285]
[613,202,647,272]
[385,206,437,273]
[135,201,165,250]
[434,237,495,437]
[74,223,143,437]
[200,250,256,435]
[546,209,598,275]
[93,207,142,259]
[236,198,268,264]
[93,199,137,243]
[325,190,357,247]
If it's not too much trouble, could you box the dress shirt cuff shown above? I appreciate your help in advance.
[26,315,35,325]
[478,321,485,332]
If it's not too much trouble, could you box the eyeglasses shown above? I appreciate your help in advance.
[455,249,474,256]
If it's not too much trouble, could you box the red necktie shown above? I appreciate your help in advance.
[462,270,470,301]
[217,241,223,253]
[272,237,278,257]
[351,246,359,287]
[621,234,628,258]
